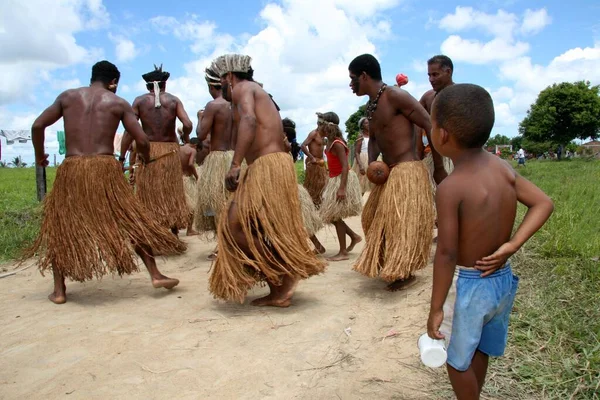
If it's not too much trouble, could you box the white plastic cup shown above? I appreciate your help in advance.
[418,333,447,368]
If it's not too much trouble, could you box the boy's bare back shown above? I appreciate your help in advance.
[438,151,517,267]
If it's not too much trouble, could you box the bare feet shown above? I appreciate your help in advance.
[48,292,66,304]
[251,294,292,308]
[313,244,326,255]
[152,276,180,289]
[385,275,417,292]
[346,235,363,252]
[327,252,350,262]
[207,252,218,261]
[251,277,298,307]
[186,229,199,236]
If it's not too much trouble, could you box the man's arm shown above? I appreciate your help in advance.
[197,104,214,142]
[301,131,318,163]
[428,182,460,339]
[131,97,141,120]
[121,100,150,162]
[476,170,554,274]
[230,88,256,168]
[368,132,380,164]
[354,136,363,170]
[31,93,65,166]
[176,98,193,143]
[390,88,446,184]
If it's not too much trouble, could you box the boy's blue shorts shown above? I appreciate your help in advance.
[439,262,519,371]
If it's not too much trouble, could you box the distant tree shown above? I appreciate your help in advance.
[485,134,511,148]
[0,160,6,168]
[519,81,600,146]
[510,135,523,150]
[344,104,366,144]
[521,138,555,156]
[9,156,27,168]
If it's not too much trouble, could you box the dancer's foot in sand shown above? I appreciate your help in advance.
[251,276,298,307]
[49,270,67,304]
[152,275,180,289]
[48,290,66,304]
[327,251,350,262]
[385,275,417,292]
[186,229,199,236]
[346,235,362,252]
[171,227,179,236]
[207,251,218,261]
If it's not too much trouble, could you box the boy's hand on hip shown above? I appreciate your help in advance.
[475,242,518,277]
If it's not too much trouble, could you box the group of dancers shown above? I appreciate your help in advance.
[28,51,554,399]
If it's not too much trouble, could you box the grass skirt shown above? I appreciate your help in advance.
[183,175,198,212]
[319,171,363,224]
[194,150,233,234]
[136,142,188,230]
[209,152,327,303]
[354,161,434,281]
[351,153,372,194]
[303,161,328,206]
[298,184,323,236]
[24,156,187,282]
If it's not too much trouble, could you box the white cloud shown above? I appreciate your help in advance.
[109,34,139,63]
[441,35,529,64]
[151,0,397,140]
[51,78,82,91]
[411,59,427,73]
[439,7,519,39]
[521,8,552,35]
[0,0,110,105]
[491,86,514,101]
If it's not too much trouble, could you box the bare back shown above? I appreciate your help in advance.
[441,152,517,266]
[59,87,131,157]
[420,89,436,114]
[200,98,233,151]
[369,87,424,165]
[179,145,196,176]
[134,92,180,142]
[232,81,285,165]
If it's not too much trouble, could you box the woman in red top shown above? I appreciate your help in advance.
[318,113,363,261]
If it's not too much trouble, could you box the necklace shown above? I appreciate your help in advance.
[366,84,387,120]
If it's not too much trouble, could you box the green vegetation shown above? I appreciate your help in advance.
[0,167,56,261]
[484,159,600,399]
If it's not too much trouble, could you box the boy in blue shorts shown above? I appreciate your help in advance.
[426,84,554,399]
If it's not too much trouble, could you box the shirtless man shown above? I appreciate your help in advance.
[193,67,234,242]
[29,60,184,304]
[301,113,329,206]
[348,54,446,291]
[207,54,326,307]
[420,55,456,175]
[180,138,199,236]
[121,64,193,235]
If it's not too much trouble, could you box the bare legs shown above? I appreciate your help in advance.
[327,220,362,262]
[49,268,66,304]
[310,235,326,254]
[135,244,180,289]
[48,245,179,304]
[227,201,299,307]
[186,213,198,236]
[447,350,489,400]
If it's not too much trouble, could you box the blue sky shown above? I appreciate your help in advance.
[1,0,599,164]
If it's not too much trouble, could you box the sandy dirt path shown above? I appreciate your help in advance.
[0,213,444,400]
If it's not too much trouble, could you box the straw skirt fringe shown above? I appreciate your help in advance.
[354,161,434,281]
[24,156,187,282]
[319,171,363,224]
[194,150,233,233]
[303,161,328,206]
[183,175,198,212]
[298,184,323,236]
[135,142,188,229]
[209,152,327,303]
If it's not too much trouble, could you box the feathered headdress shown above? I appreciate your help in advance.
[142,64,170,108]
[211,54,253,77]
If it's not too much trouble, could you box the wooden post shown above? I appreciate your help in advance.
[35,165,47,202]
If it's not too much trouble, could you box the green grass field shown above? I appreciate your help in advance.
[1,159,598,398]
